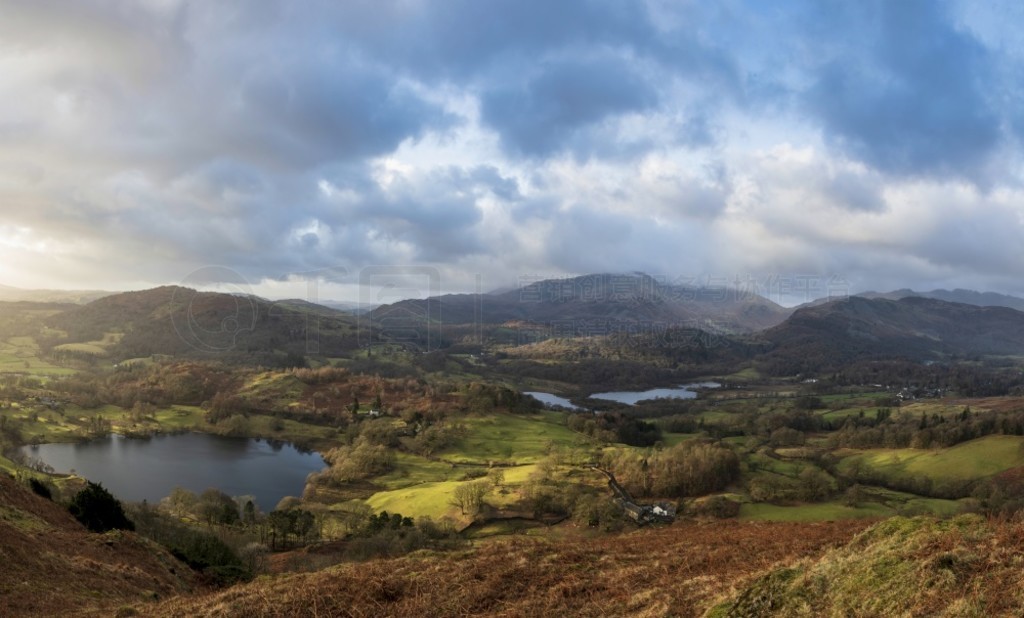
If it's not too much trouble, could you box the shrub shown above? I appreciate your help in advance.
[27,477,52,500]
[689,495,742,519]
[68,482,135,532]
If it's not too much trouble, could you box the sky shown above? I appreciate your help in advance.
[2,0,1024,305]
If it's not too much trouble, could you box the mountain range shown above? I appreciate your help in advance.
[6,275,1024,373]
[371,272,791,335]
[798,287,1024,312]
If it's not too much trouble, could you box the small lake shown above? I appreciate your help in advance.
[22,433,325,512]
[589,382,721,406]
[524,391,583,410]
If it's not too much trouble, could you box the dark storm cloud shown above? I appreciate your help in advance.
[318,1,739,156]
[480,55,659,158]
[315,165,493,263]
[803,0,1003,181]
[227,59,452,168]
[2,0,1024,298]
[316,0,657,80]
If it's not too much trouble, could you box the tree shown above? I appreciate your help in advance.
[68,482,135,533]
[293,509,316,543]
[798,468,834,501]
[449,480,489,515]
[198,489,240,526]
[842,484,865,507]
[162,486,198,518]
[267,510,292,549]
[266,508,318,548]
[487,467,505,489]
[242,500,258,527]
[239,542,269,574]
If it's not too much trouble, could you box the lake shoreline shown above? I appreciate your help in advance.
[22,432,326,512]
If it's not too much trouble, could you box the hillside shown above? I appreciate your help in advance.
[42,286,362,364]
[0,474,194,616]
[371,273,791,341]
[147,519,866,617]
[711,515,1024,616]
[759,296,1024,375]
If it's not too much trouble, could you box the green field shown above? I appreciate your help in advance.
[0,337,78,376]
[440,412,587,465]
[153,406,206,429]
[861,487,964,517]
[721,367,762,381]
[821,407,884,422]
[366,479,466,519]
[0,454,19,475]
[748,451,806,477]
[661,432,698,447]
[374,452,466,490]
[839,435,1024,482]
[739,501,891,521]
[366,463,539,520]
[819,391,889,403]
[52,342,109,356]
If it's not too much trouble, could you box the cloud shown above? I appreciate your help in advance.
[0,0,1023,301]
[803,0,1003,182]
[481,54,659,158]
[314,0,659,81]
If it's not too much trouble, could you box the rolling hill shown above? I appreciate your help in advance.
[371,272,791,338]
[759,296,1024,374]
[41,286,363,364]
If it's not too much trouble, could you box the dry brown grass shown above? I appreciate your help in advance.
[145,520,868,618]
[0,474,196,617]
[711,515,1024,617]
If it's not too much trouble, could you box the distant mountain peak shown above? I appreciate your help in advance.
[372,272,791,334]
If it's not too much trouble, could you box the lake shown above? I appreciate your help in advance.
[589,382,721,405]
[524,391,583,410]
[22,432,325,512]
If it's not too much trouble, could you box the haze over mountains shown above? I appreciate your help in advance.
[372,273,791,334]
[0,284,113,305]
[8,271,1024,324]
[857,288,1024,313]
[9,273,1024,378]
[797,288,1024,312]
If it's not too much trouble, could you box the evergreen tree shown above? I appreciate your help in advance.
[68,482,135,533]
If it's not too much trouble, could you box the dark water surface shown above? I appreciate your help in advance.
[23,432,325,511]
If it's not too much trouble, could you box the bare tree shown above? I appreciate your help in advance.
[449,480,489,515]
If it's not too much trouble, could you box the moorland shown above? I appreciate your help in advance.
[5,274,1024,615]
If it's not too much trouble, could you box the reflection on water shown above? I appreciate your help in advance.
[524,391,583,410]
[24,432,325,512]
[589,382,721,405]
[526,382,721,409]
